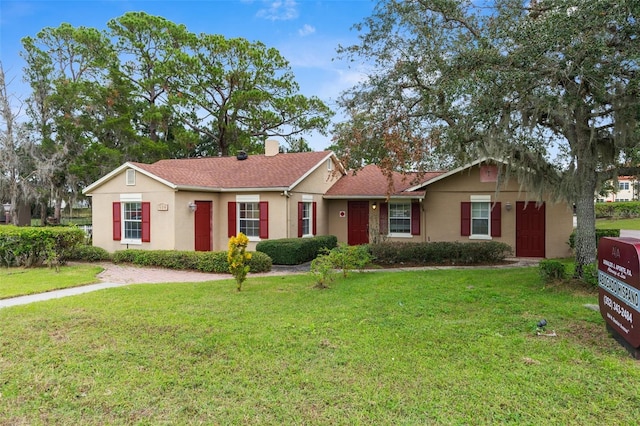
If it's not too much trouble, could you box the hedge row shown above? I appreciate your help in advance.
[67,244,113,262]
[369,241,513,265]
[256,235,338,265]
[112,249,272,273]
[595,202,640,219]
[568,229,620,249]
[0,225,85,267]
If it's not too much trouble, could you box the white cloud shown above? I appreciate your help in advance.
[298,24,315,37]
[256,0,299,21]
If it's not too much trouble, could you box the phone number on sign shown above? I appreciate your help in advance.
[603,294,633,323]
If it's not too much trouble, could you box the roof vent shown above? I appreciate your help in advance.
[236,150,248,161]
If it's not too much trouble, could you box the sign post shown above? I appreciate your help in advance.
[598,237,640,358]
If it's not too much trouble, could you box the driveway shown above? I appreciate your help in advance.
[620,230,640,239]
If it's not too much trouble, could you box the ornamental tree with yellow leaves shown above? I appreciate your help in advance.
[227,232,252,291]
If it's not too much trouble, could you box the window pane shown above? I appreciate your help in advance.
[389,202,411,234]
[239,202,260,237]
[390,218,410,233]
[302,202,311,235]
[471,202,489,235]
[123,202,142,239]
[472,219,489,235]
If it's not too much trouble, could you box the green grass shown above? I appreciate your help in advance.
[0,267,638,424]
[0,264,103,299]
[596,217,640,230]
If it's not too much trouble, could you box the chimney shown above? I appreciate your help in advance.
[265,139,279,157]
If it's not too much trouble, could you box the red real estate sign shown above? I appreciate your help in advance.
[598,237,640,348]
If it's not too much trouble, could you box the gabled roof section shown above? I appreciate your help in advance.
[405,157,503,192]
[82,162,178,194]
[83,151,341,194]
[324,164,444,199]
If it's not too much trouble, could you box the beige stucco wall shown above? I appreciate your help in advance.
[289,159,342,239]
[89,161,571,258]
[327,199,425,245]
[423,166,573,258]
[87,158,342,253]
[326,165,574,259]
[327,199,349,243]
[88,169,178,253]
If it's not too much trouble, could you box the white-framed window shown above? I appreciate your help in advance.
[239,202,260,237]
[236,195,261,239]
[470,195,491,239]
[119,193,144,244]
[389,202,411,235]
[123,202,142,241]
[472,203,490,235]
[298,195,315,238]
[327,158,333,171]
[619,182,630,191]
[301,202,312,236]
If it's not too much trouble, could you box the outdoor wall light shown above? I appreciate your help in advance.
[372,202,377,210]
[505,202,512,211]
[188,201,197,212]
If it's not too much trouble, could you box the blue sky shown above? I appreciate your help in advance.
[0,0,376,151]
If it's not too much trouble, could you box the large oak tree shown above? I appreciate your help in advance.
[335,0,639,276]
[173,34,332,156]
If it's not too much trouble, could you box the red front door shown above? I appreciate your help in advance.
[194,201,212,251]
[348,201,369,245]
[516,201,545,257]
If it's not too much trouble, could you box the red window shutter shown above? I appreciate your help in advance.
[461,202,471,236]
[491,202,501,237]
[312,202,317,236]
[297,202,304,238]
[141,202,151,242]
[379,202,388,235]
[411,202,421,235]
[259,201,269,239]
[112,202,121,241]
[228,202,236,237]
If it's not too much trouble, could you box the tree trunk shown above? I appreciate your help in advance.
[10,192,19,225]
[54,198,63,223]
[573,163,598,278]
[40,201,47,226]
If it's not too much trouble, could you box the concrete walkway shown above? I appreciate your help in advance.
[0,258,539,309]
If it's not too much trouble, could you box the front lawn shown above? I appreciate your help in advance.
[1,267,638,424]
[596,217,640,230]
[0,264,103,299]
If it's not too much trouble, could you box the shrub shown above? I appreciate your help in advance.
[0,225,85,267]
[369,241,513,265]
[539,259,566,282]
[310,251,335,288]
[595,201,640,219]
[195,252,230,273]
[112,249,272,274]
[310,244,373,288]
[256,235,338,265]
[581,262,599,287]
[247,251,272,273]
[328,243,372,277]
[228,233,251,291]
[68,244,112,262]
[568,229,620,250]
